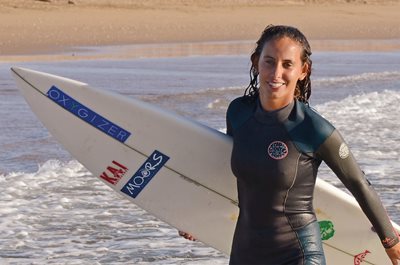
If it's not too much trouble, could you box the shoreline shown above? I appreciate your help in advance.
[1,1,400,61]
[2,39,400,63]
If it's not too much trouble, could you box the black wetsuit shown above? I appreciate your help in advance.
[226,97,399,265]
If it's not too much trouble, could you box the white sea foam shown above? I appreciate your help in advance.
[315,90,400,218]
[314,71,400,85]
[0,160,228,264]
[207,98,229,110]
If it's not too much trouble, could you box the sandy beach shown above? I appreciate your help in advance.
[1,0,400,61]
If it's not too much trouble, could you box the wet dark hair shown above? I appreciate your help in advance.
[244,25,313,103]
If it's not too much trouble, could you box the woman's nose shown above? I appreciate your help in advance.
[272,64,283,79]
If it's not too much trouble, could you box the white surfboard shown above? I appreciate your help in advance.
[12,67,399,264]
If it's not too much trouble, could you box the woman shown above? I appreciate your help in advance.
[182,25,400,264]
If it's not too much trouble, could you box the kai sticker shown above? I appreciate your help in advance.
[100,160,128,185]
[318,220,335,241]
[354,250,371,265]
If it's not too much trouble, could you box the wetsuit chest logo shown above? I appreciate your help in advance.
[267,141,288,160]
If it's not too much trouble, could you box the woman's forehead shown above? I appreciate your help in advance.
[261,37,303,57]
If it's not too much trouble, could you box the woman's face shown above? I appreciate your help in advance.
[255,37,308,110]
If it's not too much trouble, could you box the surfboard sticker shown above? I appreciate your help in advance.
[99,160,129,186]
[319,220,335,240]
[121,150,169,198]
[353,250,371,265]
[47,86,131,143]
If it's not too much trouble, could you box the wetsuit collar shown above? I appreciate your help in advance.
[254,98,295,125]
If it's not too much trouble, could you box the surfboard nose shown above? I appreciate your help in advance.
[10,67,34,93]
[11,67,87,95]
[11,66,32,78]
[10,66,25,79]
[11,67,47,88]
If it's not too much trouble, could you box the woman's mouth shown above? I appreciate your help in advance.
[268,82,286,89]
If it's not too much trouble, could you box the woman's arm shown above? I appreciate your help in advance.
[316,129,400,261]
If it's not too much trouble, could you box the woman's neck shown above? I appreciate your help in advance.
[259,93,294,112]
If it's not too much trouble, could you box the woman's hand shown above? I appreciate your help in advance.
[386,242,400,265]
[178,231,196,241]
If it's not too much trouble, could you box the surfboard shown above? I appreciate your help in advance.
[11,67,399,264]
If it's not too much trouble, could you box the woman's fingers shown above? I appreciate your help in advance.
[178,231,196,241]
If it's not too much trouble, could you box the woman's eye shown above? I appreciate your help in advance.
[283,62,293,68]
[265,60,274,66]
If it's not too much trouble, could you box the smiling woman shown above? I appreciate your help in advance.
[245,25,312,108]
[225,25,400,265]
[255,37,309,111]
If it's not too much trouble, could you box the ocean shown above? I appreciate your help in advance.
[1,42,399,264]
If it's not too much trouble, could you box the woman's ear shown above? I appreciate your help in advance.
[299,62,309,81]
[251,53,259,74]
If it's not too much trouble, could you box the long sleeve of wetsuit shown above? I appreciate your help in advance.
[316,129,399,248]
[226,115,233,137]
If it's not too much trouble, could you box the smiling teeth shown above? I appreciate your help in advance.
[269,82,285,88]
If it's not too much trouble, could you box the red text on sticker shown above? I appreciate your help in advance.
[100,160,128,185]
[354,250,371,265]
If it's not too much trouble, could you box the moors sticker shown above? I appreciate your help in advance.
[268,141,288,160]
[121,150,169,199]
[339,143,350,159]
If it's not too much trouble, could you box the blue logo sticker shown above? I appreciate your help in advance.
[121,150,169,199]
[47,86,131,143]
